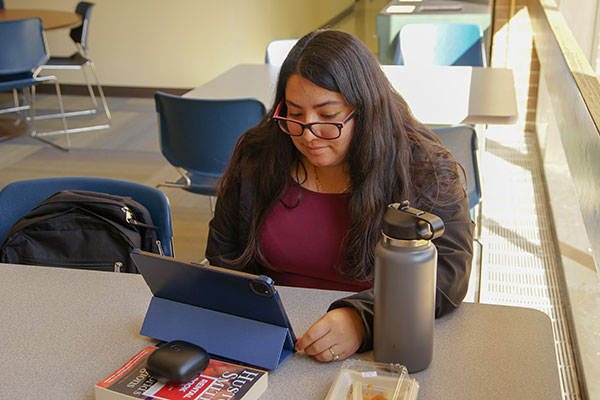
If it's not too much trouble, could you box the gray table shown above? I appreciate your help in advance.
[0,263,561,399]
[185,64,517,125]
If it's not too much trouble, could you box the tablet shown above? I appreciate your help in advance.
[131,249,296,343]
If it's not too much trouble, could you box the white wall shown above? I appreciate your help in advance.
[9,0,354,88]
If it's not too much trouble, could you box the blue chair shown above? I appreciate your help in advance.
[265,39,298,66]
[0,18,70,150]
[40,2,111,130]
[0,0,4,8]
[154,92,266,209]
[432,125,481,212]
[433,125,483,298]
[0,177,174,257]
[394,23,485,66]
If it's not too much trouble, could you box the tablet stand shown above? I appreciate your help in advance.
[140,297,294,370]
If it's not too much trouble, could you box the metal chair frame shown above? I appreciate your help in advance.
[38,2,111,135]
[0,18,70,151]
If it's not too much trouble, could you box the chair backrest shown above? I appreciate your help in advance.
[0,18,48,75]
[0,177,174,257]
[70,1,94,50]
[432,125,481,210]
[155,91,266,181]
[395,23,485,67]
[0,0,5,9]
[265,39,298,66]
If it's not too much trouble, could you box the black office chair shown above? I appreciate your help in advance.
[40,2,111,132]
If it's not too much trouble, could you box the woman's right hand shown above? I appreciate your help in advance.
[294,307,365,362]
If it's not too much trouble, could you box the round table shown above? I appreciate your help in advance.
[0,9,81,140]
[0,8,81,30]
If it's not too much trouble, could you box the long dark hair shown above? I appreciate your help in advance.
[218,29,465,281]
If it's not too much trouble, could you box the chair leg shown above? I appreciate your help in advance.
[87,61,112,121]
[12,89,21,119]
[32,60,110,128]
[473,201,483,241]
[54,80,70,150]
[473,200,483,303]
[25,87,35,136]
[30,80,71,151]
[157,167,193,189]
[474,236,484,303]
[31,67,106,121]
[81,63,100,112]
[208,195,216,216]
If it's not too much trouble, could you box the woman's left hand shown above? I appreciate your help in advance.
[294,307,365,362]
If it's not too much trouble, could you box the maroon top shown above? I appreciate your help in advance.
[260,184,372,292]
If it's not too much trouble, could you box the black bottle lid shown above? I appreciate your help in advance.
[382,201,445,240]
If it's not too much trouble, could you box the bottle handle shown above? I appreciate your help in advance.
[390,201,445,240]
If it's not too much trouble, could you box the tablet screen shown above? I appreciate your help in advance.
[131,250,296,343]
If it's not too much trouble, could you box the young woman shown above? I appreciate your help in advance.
[206,29,474,363]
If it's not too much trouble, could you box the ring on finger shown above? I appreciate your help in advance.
[328,347,340,362]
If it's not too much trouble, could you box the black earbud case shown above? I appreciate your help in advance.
[146,340,210,385]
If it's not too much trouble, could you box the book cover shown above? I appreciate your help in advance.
[95,346,268,400]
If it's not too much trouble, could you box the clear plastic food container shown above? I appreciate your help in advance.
[325,360,419,400]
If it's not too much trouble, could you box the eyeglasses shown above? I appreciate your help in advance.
[272,100,355,140]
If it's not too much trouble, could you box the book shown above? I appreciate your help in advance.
[95,346,268,400]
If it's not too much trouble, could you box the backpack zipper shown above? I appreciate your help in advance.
[121,206,134,223]
[19,256,123,271]
[121,206,157,230]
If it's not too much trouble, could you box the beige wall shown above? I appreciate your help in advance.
[10,0,354,88]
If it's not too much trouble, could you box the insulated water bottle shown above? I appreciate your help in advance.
[373,201,445,372]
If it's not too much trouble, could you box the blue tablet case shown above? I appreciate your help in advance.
[132,250,295,370]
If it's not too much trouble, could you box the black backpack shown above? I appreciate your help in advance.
[0,190,162,273]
